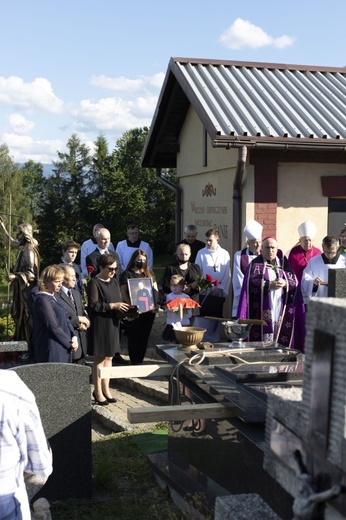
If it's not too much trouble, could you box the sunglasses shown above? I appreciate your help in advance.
[105,266,117,272]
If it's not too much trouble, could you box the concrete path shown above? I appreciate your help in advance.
[92,310,170,435]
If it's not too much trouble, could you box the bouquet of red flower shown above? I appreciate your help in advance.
[197,273,221,292]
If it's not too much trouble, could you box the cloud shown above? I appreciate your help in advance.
[71,95,158,133]
[0,76,64,113]
[219,18,295,50]
[90,72,165,94]
[1,71,164,163]
[8,114,35,135]
[2,132,66,164]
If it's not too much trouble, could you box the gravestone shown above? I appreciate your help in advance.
[264,297,346,519]
[328,269,346,298]
[0,340,28,352]
[12,363,92,501]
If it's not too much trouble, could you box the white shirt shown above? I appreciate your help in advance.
[301,254,346,300]
[0,371,52,520]
[195,245,231,297]
[116,239,153,270]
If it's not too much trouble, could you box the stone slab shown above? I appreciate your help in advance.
[12,363,92,501]
[328,269,346,298]
[0,341,28,352]
[215,494,282,520]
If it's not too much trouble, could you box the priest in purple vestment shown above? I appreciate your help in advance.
[237,237,305,351]
[288,220,321,284]
[232,219,263,316]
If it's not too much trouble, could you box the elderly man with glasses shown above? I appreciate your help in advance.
[301,235,346,300]
[237,236,304,350]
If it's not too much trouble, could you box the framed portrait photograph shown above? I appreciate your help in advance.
[127,277,155,313]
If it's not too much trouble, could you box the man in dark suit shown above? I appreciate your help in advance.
[58,264,90,363]
[60,240,84,296]
[86,228,122,280]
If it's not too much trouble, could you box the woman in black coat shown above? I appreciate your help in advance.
[162,243,201,299]
[120,249,158,365]
[87,253,130,405]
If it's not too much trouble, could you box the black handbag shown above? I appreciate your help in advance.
[116,305,139,319]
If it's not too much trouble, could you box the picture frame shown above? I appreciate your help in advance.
[127,277,155,314]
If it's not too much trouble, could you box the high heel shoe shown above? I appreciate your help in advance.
[92,391,109,406]
[103,396,117,403]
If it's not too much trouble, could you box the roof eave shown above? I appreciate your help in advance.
[212,135,346,152]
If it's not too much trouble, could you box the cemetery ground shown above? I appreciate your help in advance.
[50,310,188,519]
[50,428,185,520]
[0,256,198,518]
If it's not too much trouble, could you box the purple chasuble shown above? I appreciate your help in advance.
[237,255,304,349]
[240,248,251,275]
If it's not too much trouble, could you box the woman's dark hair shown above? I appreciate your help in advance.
[125,249,152,277]
[97,253,118,269]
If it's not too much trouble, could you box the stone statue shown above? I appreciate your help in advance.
[0,217,40,355]
[292,450,341,520]
[31,498,52,520]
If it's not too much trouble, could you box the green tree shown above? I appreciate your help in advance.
[35,128,177,266]
[104,127,177,252]
[21,160,45,218]
[38,134,92,266]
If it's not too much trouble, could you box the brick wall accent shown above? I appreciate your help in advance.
[254,160,278,238]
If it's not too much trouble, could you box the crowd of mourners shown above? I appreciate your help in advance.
[1,218,346,397]
[1,217,345,520]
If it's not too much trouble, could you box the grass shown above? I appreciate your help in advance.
[50,429,186,520]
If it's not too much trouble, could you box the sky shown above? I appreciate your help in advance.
[1,0,346,165]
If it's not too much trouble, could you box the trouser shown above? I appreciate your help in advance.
[125,312,156,364]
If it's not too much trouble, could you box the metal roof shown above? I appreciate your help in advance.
[142,58,346,168]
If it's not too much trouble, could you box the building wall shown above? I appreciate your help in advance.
[175,106,346,266]
[176,107,236,253]
[277,162,346,254]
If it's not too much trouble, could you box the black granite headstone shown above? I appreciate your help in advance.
[12,363,92,501]
[328,268,346,298]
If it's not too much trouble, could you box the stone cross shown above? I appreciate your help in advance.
[264,298,346,519]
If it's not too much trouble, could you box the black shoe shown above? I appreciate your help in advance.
[92,391,109,406]
[112,354,129,365]
[104,396,117,403]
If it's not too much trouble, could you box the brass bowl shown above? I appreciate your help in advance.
[174,327,206,350]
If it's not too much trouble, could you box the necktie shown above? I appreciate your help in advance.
[68,290,76,310]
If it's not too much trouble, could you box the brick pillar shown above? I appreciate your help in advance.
[255,203,277,237]
[254,160,278,238]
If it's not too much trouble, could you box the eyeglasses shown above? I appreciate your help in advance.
[105,266,117,272]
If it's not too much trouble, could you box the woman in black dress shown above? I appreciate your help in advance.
[87,253,129,405]
[33,265,78,363]
[120,249,158,364]
[162,243,201,298]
